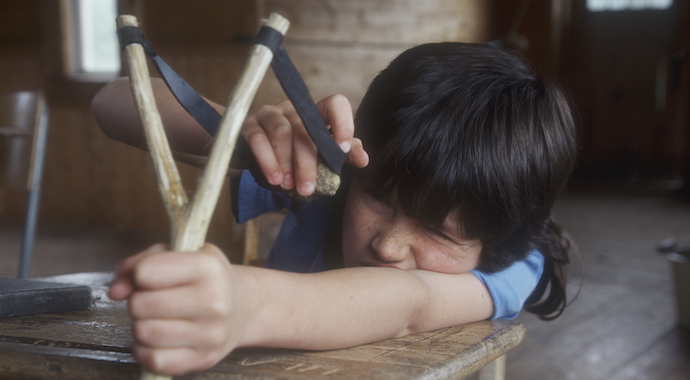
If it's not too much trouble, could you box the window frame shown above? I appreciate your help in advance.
[42,0,140,100]
[585,0,673,12]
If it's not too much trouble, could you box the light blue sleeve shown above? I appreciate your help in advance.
[470,250,545,320]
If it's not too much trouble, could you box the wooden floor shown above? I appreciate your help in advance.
[1,184,689,379]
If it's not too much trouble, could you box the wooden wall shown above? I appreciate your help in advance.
[0,0,489,253]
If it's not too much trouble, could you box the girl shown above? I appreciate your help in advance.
[93,42,577,375]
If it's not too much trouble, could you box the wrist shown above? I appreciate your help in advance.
[229,265,270,348]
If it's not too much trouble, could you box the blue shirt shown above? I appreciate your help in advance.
[233,170,544,320]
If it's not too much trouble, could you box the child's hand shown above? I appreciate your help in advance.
[241,94,369,197]
[108,243,247,375]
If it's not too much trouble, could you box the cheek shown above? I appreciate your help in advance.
[413,246,482,274]
[341,201,372,267]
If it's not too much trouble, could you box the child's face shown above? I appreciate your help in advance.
[341,179,483,274]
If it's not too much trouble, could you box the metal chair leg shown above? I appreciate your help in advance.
[18,102,48,279]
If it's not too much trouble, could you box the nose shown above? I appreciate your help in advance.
[371,224,412,265]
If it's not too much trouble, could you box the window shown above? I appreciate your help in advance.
[65,0,121,78]
[586,0,673,11]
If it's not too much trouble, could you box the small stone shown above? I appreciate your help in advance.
[287,160,340,202]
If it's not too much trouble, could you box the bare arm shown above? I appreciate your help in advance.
[91,77,223,167]
[239,263,493,350]
[108,244,492,375]
[91,79,368,180]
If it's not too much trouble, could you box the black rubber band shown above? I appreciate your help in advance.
[117,26,221,136]
[118,23,347,177]
[150,55,222,136]
[271,47,346,175]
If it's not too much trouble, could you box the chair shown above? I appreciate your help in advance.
[0,91,49,279]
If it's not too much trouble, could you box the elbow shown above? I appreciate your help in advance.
[91,77,146,147]
[400,276,436,336]
[92,78,129,139]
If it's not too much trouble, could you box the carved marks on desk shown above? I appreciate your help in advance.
[236,355,345,376]
[205,321,526,379]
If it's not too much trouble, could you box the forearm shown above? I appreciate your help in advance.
[109,245,493,375]
[236,265,493,350]
[92,77,222,158]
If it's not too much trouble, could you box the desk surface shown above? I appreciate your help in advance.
[0,272,525,379]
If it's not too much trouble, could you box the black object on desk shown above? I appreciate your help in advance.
[0,277,92,318]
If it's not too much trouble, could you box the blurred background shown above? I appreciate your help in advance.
[0,0,689,379]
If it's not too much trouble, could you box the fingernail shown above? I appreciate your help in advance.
[281,174,293,190]
[339,140,351,153]
[299,182,314,196]
[270,172,282,185]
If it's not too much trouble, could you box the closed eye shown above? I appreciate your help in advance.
[424,226,455,242]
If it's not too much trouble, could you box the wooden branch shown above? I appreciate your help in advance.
[117,15,188,234]
[178,13,289,250]
[117,12,291,380]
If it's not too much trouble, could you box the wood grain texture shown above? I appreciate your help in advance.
[0,272,525,380]
[259,0,488,44]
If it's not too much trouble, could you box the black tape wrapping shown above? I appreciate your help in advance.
[117,26,156,56]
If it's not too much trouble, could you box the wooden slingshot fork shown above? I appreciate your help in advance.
[117,12,290,380]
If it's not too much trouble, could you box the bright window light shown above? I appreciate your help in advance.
[587,0,673,11]
[74,0,120,74]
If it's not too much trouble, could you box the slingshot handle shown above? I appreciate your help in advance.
[117,13,290,380]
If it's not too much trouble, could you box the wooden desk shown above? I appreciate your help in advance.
[0,273,525,379]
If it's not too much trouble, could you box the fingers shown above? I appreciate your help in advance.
[242,100,315,196]
[242,105,293,188]
[110,243,236,375]
[109,243,229,304]
[347,137,370,169]
[127,276,230,320]
[317,94,354,153]
[133,345,224,376]
[242,94,369,197]
[132,319,223,348]
[317,95,370,169]
[291,120,318,196]
[108,244,168,301]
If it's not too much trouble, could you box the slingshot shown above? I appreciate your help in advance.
[117,12,340,380]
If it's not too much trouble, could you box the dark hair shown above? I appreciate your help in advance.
[353,42,578,320]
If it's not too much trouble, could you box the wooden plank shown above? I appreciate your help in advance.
[0,345,139,380]
[607,327,690,380]
[254,43,401,111]
[261,0,489,44]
